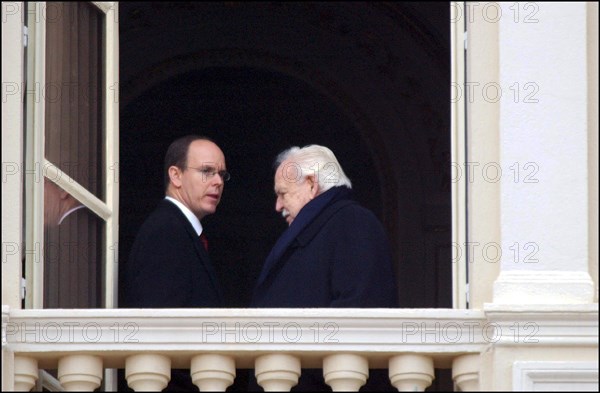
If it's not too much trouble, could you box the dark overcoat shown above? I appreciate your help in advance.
[251,197,398,308]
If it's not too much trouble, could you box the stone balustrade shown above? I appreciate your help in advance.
[4,307,490,391]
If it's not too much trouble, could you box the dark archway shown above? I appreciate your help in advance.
[118,1,451,309]
[120,66,384,307]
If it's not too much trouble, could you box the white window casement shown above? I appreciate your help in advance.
[450,1,468,309]
[23,1,119,310]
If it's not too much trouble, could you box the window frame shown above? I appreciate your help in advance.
[451,1,468,309]
[23,1,119,310]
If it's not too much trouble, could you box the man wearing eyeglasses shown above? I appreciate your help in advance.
[122,135,229,391]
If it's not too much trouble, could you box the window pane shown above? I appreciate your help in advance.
[45,2,105,199]
[43,2,106,308]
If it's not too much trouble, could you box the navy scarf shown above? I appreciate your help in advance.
[255,186,352,287]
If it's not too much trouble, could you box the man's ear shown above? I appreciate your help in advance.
[307,175,319,198]
[169,166,183,187]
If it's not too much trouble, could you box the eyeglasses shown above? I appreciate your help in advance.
[186,166,231,182]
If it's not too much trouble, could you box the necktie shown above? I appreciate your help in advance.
[199,233,209,251]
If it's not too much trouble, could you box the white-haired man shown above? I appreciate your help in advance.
[250,145,398,391]
[251,144,398,308]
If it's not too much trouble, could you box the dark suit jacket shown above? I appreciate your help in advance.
[122,199,223,308]
[121,199,223,391]
[251,198,399,308]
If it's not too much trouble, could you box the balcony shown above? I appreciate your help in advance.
[4,307,486,391]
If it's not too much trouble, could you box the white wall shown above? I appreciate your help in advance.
[494,2,594,304]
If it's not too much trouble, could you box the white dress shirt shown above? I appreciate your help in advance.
[164,196,204,236]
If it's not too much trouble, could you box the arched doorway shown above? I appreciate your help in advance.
[118,2,451,309]
[120,66,386,307]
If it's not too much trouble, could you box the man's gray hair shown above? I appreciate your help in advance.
[275,145,352,193]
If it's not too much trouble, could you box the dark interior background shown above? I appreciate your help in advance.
[118,2,451,310]
[119,66,386,307]
[118,2,452,390]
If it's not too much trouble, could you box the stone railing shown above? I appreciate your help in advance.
[3,307,488,391]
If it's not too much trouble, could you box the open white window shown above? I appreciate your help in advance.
[23,1,119,309]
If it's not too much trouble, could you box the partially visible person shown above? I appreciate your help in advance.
[122,135,230,391]
[42,178,100,309]
[250,144,398,391]
[44,178,85,227]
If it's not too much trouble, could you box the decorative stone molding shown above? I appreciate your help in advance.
[513,361,599,391]
[14,355,38,391]
[57,354,103,391]
[493,271,595,305]
[323,353,368,391]
[255,354,301,391]
[483,304,599,347]
[125,353,171,391]
[452,354,480,391]
[191,354,235,391]
[3,306,599,391]
[389,354,434,391]
[4,308,487,359]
